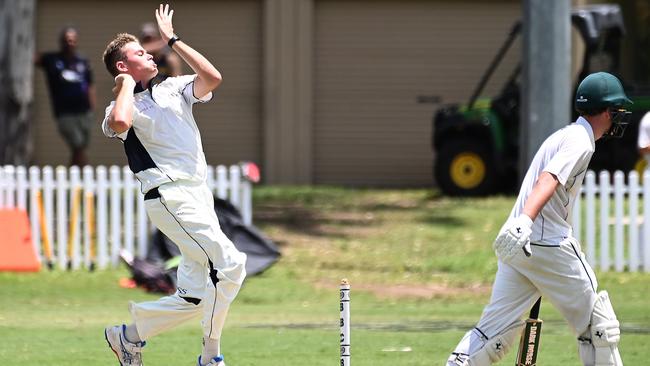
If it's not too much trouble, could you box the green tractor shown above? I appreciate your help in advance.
[432,4,650,196]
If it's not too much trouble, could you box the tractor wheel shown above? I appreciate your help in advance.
[635,157,648,183]
[434,141,496,196]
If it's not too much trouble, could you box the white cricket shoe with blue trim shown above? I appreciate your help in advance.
[198,354,225,366]
[104,324,146,366]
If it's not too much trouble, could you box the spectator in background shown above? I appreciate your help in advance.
[139,22,182,79]
[638,111,650,166]
[36,25,95,167]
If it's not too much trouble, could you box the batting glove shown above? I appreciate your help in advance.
[493,214,533,262]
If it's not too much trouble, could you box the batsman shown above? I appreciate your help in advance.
[446,72,631,366]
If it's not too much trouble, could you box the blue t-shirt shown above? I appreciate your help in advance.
[40,52,93,117]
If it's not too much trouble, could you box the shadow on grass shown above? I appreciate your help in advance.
[417,211,467,227]
[253,187,472,241]
[239,320,650,333]
[254,203,394,239]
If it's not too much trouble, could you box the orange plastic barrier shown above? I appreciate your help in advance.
[0,209,40,272]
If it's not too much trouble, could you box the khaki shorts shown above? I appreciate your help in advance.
[56,112,93,149]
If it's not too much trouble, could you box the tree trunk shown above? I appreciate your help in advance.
[0,0,35,165]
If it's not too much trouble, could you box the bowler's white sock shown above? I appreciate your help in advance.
[201,337,221,364]
[124,323,142,344]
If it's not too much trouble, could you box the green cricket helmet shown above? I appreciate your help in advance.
[575,72,633,138]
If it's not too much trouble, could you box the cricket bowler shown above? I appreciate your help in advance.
[445,72,631,366]
[101,4,246,366]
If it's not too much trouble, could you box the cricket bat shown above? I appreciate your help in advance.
[515,297,542,366]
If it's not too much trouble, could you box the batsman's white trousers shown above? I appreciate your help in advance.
[130,180,247,341]
[478,237,598,338]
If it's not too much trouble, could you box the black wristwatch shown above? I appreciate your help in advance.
[168,36,181,48]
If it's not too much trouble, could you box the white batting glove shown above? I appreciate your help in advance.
[493,214,533,262]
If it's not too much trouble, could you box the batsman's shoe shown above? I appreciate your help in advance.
[197,354,225,366]
[105,324,146,366]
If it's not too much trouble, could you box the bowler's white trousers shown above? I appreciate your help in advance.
[130,180,247,341]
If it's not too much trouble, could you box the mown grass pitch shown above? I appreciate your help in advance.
[1,187,648,365]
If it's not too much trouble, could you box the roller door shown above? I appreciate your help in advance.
[314,0,521,186]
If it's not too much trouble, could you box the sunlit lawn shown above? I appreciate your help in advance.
[1,187,648,365]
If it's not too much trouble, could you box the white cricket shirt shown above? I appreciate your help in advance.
[505,117,595,245]
[102,75,212,193]
[638,112,650,164]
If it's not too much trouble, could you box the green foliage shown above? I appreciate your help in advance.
[1,187,648,365]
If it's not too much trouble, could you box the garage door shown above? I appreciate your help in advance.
[314,0,521,186]
[33,0,262,167]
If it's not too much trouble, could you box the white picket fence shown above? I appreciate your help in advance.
[1,166,648,273]
[572,170,650,273]
[0,165,252,270]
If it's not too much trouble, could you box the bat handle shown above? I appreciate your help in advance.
[530,297,542,319]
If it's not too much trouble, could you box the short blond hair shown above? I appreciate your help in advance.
[102,33,139,76]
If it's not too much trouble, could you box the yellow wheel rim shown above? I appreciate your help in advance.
[450,152,486,189]
[635,158,647,183]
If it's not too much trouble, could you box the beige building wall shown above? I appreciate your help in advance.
[33,0,262,168]
[264,0,314,184]
[32,0,524,186]
[312,0,521,186]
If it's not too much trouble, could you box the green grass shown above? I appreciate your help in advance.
[1,187,649,365]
